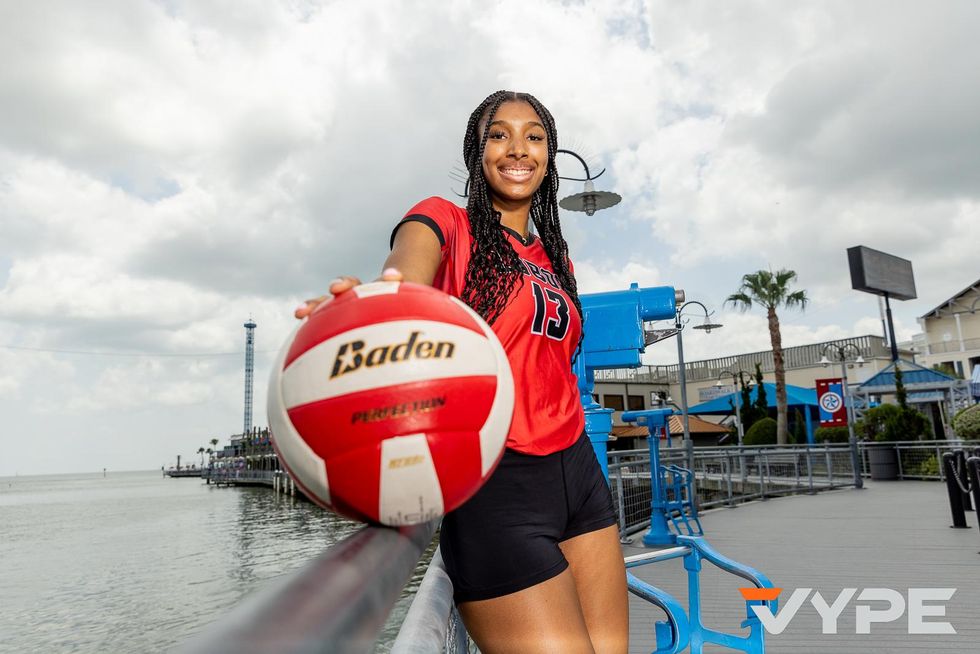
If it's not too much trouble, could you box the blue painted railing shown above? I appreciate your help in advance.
[625,537,776,654]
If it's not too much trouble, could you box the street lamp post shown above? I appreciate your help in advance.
[820,343,866,489]
[718,369,751,483]
[716,370,751,445]
[674,301,723,472]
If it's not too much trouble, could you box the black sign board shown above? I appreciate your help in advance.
[847,246,917,301]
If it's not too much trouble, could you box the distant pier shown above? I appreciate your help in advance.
[206,468,300,497]
[191,427,304,499]
[165,468,203,478]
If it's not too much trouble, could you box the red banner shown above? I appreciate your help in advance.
[816,378,847,426]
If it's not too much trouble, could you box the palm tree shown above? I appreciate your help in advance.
[197,446,205,468]
[726,269,808,445]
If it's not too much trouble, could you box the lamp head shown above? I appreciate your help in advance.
[693,316,723,334]
[819,355,831,367]
[558,180,621,216]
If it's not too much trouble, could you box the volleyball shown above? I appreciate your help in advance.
[267,281,514,525]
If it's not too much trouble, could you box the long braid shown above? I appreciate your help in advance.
[521,94,583,324]
[460,91,522,325]
[460,91,583,328]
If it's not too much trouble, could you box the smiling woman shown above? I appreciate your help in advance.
[480,102,549,210]
[296,90,627,653]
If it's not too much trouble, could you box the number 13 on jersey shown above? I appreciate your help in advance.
[530,280,570,340]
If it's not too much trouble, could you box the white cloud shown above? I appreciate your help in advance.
[1,0,978,473]
[575,259,662,294]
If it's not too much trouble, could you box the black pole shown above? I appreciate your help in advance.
[968,457,980,538]
[943,452,969,528]
[883,293,899,362]
[958,450,973,511]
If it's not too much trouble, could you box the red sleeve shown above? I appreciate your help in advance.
[389,197,460,256]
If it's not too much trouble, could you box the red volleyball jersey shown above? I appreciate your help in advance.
[391,196,584,455]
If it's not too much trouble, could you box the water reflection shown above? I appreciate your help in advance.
[2,472,430,653]
[224,485,441,651]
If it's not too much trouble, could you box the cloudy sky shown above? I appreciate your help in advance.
[2,0,978,475]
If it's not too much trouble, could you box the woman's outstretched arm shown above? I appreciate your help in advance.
[294,221,443,319]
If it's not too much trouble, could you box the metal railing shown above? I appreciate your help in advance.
[207,469,277,483]
[857,440,980,480]
[607,441,980,538]
[608,443,861,537]
[608,441,980,537]
[179,521,437,654]
[595,335,890,385]
[390,549,470,654]
[927,338,980,354]
[186,438,980,652]
[927,340,962,354]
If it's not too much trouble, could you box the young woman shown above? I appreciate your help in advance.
[297,90,628,653]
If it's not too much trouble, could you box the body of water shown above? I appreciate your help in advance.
[1,470,428,652]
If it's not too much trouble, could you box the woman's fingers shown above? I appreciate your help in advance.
[294,276,354,319]
[294,296,327,320]
[294,270,404,320]
[328,275,362,296]
[379,267,404,282]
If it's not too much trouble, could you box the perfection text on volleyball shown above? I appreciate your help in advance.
[351,396,448,424]
[330,331,456,378]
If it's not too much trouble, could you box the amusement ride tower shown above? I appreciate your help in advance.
[243,319,257,434]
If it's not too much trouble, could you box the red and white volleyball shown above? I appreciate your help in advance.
[267,281,514,526]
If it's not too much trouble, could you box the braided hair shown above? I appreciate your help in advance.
[460,90,583,328]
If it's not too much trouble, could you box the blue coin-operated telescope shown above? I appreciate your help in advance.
[574,283,682,477]
[575,284,776,654]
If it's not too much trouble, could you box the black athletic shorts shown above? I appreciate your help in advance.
[439,431,618,603]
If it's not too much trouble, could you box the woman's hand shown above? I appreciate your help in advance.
[294,268,404,319]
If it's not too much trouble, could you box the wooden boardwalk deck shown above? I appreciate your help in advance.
[624,481,980,653]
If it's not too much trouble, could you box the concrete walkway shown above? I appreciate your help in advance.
[624,481,980,653]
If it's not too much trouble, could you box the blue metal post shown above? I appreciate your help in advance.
[623,408,676,546]
[575,284,678,481]
[586,411,615,480]
[574,356,615,481]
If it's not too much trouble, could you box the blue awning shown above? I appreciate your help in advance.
[859,359,956,391]
[687,382,818,415]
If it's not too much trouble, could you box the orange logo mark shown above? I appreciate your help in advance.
[739,588,782,601]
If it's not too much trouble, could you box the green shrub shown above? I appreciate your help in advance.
[744,417,777,446]
[856,404,899,440]
[910,454,939,477]
[815,426,850,444]
[856,403,929,442]
[951,404,980,439]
